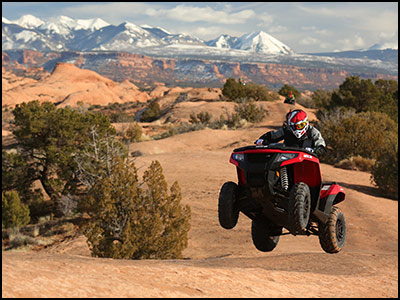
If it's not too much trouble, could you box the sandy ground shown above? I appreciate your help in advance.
[2,101,398,298]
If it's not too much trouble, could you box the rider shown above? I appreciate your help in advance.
[288,91,294,100]
[255,109,327,156]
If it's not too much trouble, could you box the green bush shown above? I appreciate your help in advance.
[222,78,274,102]
[125,122,142,142]
[109,112,134,123]
[222,78,246,101]
[2,190,30,229]
[189,112,212,125]
[244,82,271,101]
[371,142,398,199]
[329,76,398,121]
[317,109,397,164]
[235,99,267,123]
[312,89,333,109]
[278,84,301,99]
[82,157,191,259]
[140,101,162,122]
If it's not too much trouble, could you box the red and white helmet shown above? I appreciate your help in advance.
[287,109,309,138]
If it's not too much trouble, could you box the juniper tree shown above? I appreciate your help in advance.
[82,158,191,259]
[2,190,30,229]
[10,101,117,207]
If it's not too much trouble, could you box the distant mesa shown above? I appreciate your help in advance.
[2,63,150,107]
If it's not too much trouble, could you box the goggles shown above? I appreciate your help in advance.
[290,120,307,131]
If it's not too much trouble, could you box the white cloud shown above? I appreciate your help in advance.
[268,25,288,33]
[188,26,244,40]
[62,2,157,24]
[299,37,319,46]
[145,4,256,25]
[338,34,366,51]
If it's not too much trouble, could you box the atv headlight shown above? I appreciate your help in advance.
[232,153,245,162]
[277,153,298,162]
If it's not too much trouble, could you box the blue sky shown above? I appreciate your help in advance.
[2,2,398,53]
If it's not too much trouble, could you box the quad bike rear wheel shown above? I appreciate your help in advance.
[218,181,239,229]
[288,182,311,234]
[251,219,281,252]
[318,206,346,253]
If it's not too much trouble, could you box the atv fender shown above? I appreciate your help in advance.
[313,183,345,224]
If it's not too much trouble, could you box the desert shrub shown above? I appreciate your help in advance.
[335,156,375,172]
[154,122,204,140]
[244,82,271,101]
[371,142,398,199]
[296,95,317,108]
[140,101,162,122]
[312,89,333,109]
[58,194,78,217]
[26,190,53,222]
[329,76,398,121]
[109,111,134,123]
[2,190,30,229]
[235,99,267,123]
[222,78,273,102]
[222,78,246,101]
[125,122,142,142]
[82,157,191,259]
[317,109,397,164]
[217,112,242,129]
[189,112,212,125]
[278,84,301,99]
[8,232,36,248]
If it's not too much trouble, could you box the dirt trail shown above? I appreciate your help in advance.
[2,100,398,298]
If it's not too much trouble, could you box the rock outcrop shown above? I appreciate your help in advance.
[2,62,150,107]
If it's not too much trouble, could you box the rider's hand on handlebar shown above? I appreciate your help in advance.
[255,139,264,146]
[314,145,326,156]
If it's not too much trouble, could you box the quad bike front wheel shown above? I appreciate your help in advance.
[218,181,240,229]
[251,219,281,252]
[318,206,346,253]
[288,182,311,234]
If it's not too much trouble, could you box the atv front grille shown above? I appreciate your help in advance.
[247,172,265,186]
[246,153,271,163]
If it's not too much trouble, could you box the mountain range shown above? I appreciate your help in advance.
[2,14,398,90]
[2,14,294,55]
[3,15,397,58]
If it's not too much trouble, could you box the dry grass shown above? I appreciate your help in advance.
[335,155,375,172]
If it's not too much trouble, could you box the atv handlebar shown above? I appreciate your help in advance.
[235,143,318,157]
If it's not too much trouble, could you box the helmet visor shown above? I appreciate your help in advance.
[291,120,307,130]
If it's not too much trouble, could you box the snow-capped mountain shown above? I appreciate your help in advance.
[2,14,293,55]
[13,14,45,29]
[1,14,397,76]
[205,34,239,49]
[235,31,294,55]
[40,15,108,36]
[367,42,398,51]
[92,22,165,51]
[205,31,294,55]
[2,17,12,24]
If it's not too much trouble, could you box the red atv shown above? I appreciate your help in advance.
[218,143,346,254]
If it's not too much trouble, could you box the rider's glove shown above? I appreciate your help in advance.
[255,139,264,146]
[314,145,326,157]
[255,132,271,145]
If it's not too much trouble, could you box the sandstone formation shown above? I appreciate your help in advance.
[3,50,398,91]
[2,63,151,107]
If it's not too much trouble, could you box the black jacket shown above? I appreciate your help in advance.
[258,124,326,150]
